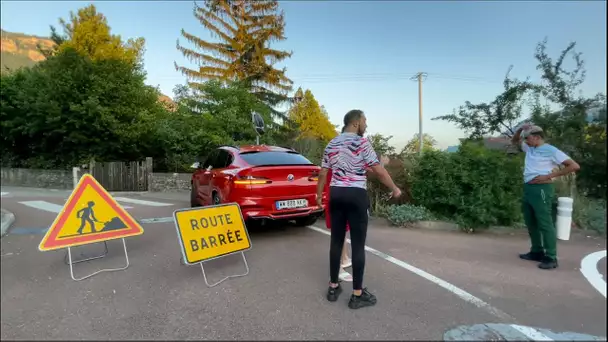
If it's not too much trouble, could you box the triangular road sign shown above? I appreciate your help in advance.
[39,174,144,251]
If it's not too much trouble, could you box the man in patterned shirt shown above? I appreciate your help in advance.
[316,109,402,309]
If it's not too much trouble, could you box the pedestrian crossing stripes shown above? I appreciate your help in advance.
[18,198,173,214]
[20,201,64,213]
[112,197,174,207]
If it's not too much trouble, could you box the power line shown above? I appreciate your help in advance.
[153,71,503,84]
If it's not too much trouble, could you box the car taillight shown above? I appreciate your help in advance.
[233,175,271,186]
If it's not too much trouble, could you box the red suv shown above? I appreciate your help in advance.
[191,145,323,226]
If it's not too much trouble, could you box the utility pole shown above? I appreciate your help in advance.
[411,72,427,155]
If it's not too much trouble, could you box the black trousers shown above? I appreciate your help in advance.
[329,186,369,290]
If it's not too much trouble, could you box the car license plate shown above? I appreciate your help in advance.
[276,199,308,210]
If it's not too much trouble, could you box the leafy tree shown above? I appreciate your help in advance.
[174,80,288,146]
[175,0,293,107]
[1,48,163,169]
[400,133,437,156]
[530,39,607,199]
[288,87,338,142]
[38,4,145,66]
[367,133,396,157]
[433,66,537,139]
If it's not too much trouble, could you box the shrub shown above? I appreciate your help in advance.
[367,157,413,215]
[573,196,606,235]
[410,140,524,231]
[386,204,434,227]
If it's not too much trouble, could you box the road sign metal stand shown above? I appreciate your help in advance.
[65,238,130,282]
[63,241,108,265]
[199,251,250,288]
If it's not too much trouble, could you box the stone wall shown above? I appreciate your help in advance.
[1,168,74,189]
[149,173,191,192]
[1,167,192,192]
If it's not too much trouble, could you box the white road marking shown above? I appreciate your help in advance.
[20,201,132,213]
[113,197,173,207]
[580,250,607,298]
[308,225,513,320]
[139,217,174,224]
[1,192,9,196]
[19,201,63,213]
[510,324,554,341]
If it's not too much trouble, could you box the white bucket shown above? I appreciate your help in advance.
[558,197,574,209]
[556,215,572,241]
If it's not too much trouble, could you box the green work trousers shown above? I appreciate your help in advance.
[522,183,557,259]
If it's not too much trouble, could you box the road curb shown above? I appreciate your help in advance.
[1,208,16,238]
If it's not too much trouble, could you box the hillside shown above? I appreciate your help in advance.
[0,29,176,111]
[1,29,54,73]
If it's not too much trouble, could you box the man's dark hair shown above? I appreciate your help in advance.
[341,126,346,133]
[343,109,364,127]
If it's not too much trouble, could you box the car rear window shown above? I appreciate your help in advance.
[240,151,313,166]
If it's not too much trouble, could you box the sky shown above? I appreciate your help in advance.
[1,0,606,150]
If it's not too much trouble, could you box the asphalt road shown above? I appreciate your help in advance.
[1,188,606,340]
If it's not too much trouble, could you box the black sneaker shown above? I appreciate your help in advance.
[538,256,558,270]
[519,251,545,262]
[327,284,342,302]
[348,288,377,309]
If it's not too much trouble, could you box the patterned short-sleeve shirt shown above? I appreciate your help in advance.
[321,132,380,189]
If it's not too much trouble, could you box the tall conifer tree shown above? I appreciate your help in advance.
[175,0,293,108]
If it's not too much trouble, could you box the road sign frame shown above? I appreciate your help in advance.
[63,241,109,265]
[38,173,143,281]
[66,238,130,281]
[173,202,252,287]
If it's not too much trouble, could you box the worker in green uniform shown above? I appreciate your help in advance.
[511,124,580,270]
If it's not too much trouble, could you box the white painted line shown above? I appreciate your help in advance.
[1,192,8,196]
[307,225,513,320]
[580,250,607,298]
[139,217,174,224]
[510,324,554,341]
[113,197,173,207]
[19,201,62,213]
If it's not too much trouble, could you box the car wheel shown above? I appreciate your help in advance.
[294,215,318,227]
[212,192,221,205]
[190,184,199,207]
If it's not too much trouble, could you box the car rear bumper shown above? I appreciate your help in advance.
[233,195,323,220]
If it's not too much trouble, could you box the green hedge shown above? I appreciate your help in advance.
[410,141,524,231]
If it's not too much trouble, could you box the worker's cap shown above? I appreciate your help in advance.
[522,125,543,138]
